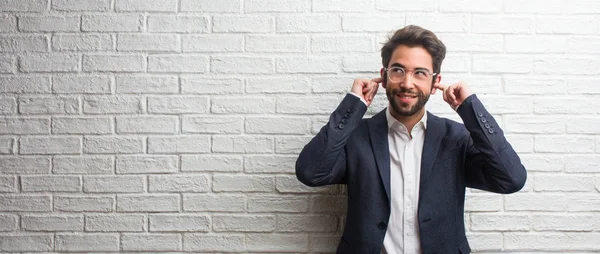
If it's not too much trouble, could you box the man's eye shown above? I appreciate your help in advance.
[391,68,404,73]
[415,70,428,76]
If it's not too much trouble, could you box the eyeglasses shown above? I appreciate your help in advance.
[384,67,437,84]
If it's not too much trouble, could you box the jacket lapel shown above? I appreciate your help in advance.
[368,109,391,202]
[419,112,445,196]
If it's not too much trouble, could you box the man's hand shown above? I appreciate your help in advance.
[351,77,382,107]
[434,81,472,110]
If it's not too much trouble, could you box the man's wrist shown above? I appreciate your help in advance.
[348,92,367,106]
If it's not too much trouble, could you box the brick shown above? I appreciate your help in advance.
[53,156,113,174]
[184,194,246,212]
[404,14,467,32]
[505,194,566,211]
[504,77,566,95]
[148,96,209,114]
[148,15,209,33]
[0,214,17,231]
[532,215,594,231]
[149,174,210,192]
[472,15,533,34]
[211,97,275,114]
[53,34,112,51]
[121,233,181,251]
[116,0,177,12]
[519,154,564,172]
[148,55,208,73]
[276,175,332,194]
[85,96,142,114]
[18,15,79,32]
[504,0,564,13]
[182,116,243,134]
[567,117,600,134]
[19,54,79,73]
[343,15,406,32]
[535,98,599,114]
[312,36,372,53]
[117,194,180,212]
[117,34,179,52]
[0,234,52,252]
[470,214,530,231]
[467,233,503,252]
[20,136,80,155]
[82,14,143,32]
[311,196,346,213]
[53,75,111,94]
[537,16,599,34]
[116,75,178,94]
[505,134,532,153]
[376,0,436,11]
[148,136,210,154]
[275,137,312,154]
[54,195,113,212]
[213,16,272,32]
[0,76,50,93]
[0,157,49,174]
[440,0,501,12]
[22,215,83,231]
[504,116,564,134]
[311,76,354,93]
[464,194,502,212]
[277,57,339,74]
[567,36,600,53]
[310,234,340,252]
[85,214,145,232]
[52,0,111,11]
[182,35,242,52]
[249,195,308,212]
[505,35,567,53]
[565,155,600,173]
[565,0,600,13]
[245,117,310,134]
[246,35,307,52]
[567,195,600,211]
[116,116,178,134]
[181,155,243,172]
[277,214,337,232]
[472,55,533,74]
[21,175,81,192]
[211,56,273,74]
[246,0,308,12]
[19,97,79,114]
[0,35,48,53]
[341,54,383,73]
[0,15,16,32]
[84,176,144,193]
[213,175,273,192]
[83,54,145,72]
[180,0,241,12]
[0,195,51,212]
[183,234,245,252]
[83,136,144,154]
[0,117,49,135]
[0,55,15,73]
[276,96,341,114]
[534,56,598,75]
[438,34,503,52]
[276,16,340,33]
[245,155,296,174]
[0,0,48,12]
[246,233,309,252]
[52,117,112,134]
[55,233,119,252]
[116,155,178,174]
[149,215,210,232]
[213,215,275,232]
[0,137,13,154]
[0,176,16,192]
[504,233,600,251]
[535,136,594,153]
[213,136,274,154]
[478,96,533,114]
[314,0,372,11]
[181,77,243,94]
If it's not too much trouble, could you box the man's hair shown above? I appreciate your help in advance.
[381,25,446,74]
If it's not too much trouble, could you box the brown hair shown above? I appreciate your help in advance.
[381,25,446,74]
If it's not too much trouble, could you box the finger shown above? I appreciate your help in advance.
[435,83,448,91]
[447,85,457,103]
[371,77,383,83]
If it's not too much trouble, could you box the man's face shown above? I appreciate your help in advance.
[381,45,441,117]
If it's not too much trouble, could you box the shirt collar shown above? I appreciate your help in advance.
[385,107,428,132]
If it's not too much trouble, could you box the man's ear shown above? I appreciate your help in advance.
[431,74,442,94]
[380,68,387,88]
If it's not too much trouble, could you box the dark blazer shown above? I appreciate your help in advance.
[296,94,527,254]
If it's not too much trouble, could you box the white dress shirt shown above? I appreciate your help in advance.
[382,107,426,254]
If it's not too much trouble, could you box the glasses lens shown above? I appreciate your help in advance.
[388,68,432,84]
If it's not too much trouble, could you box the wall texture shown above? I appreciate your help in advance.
[0,0,599,253]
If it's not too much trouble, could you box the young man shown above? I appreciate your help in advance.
[295,25,527,254]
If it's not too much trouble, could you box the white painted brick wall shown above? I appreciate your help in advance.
[0,0,598,253]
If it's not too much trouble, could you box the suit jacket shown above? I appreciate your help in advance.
[296,94,527,254]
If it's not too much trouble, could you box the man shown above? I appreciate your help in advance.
[295,25,527,254]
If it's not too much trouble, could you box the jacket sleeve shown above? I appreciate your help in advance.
[456,94,528,194]
[295,94,368,187]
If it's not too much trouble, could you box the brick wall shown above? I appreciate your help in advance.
[0,0,599,252]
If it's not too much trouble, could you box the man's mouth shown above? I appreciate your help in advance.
[396,94,417,103]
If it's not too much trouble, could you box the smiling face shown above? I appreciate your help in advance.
[381,44,441,118]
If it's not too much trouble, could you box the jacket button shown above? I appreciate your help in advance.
[344,113,350,118]
[488,128,494,134]
[377,222,386,229]
[484,123,490,129]
[481,118,487,123]
[338,123,344,129]
[478,113,484,117]
[347,108,352,113]
[341,119,348,124]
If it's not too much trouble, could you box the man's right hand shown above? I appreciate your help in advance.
[350,77,382,107]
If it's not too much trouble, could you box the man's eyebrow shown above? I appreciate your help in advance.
[390,63,405,68]
[390,63,432,72]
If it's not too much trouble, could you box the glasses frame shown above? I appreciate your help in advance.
[384,67,438,84]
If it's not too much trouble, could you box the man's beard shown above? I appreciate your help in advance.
[386,87,430,116]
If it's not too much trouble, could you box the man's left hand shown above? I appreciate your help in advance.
[434,82,472,110]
